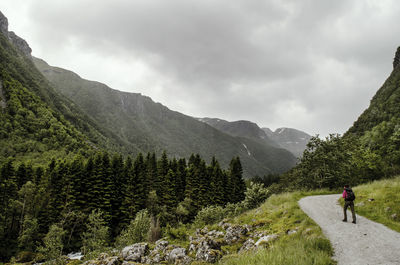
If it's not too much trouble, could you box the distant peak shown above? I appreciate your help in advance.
[394,46,400,69]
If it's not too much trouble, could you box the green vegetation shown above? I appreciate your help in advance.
[347,176,400,232]
[0,152,245,262]
[218,191,336,265]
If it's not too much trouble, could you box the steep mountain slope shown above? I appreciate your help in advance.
[262,127,312,157]
[0,11,128,164]
[33,58,297,176]
[346,47,400,173]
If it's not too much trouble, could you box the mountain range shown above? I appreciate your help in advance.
[0,10,301,177]
[198,118,311,158]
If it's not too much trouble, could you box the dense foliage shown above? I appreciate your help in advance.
[0,152,245,261]
[0,31,130,165]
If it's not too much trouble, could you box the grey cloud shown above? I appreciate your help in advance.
[15,0,400,136]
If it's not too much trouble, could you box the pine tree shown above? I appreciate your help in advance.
[161,169,177,210]
[175,158,187,202]
[133,153,147,211]
[228,157,246,203]
[209,157,225,206]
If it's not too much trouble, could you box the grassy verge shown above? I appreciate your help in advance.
[348,176,400,232]
[217,190,336,265]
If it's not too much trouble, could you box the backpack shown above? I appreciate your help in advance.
[346,189,356,201]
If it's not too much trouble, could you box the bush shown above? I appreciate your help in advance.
[115,209,151,248]
[37,224,65,263]
[163,224,188,241]
[243,182,269,209]
[81,209,109,257]
[194,205,226,226]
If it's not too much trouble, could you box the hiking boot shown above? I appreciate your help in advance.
[352,220,356,224]
[342,219,347,222]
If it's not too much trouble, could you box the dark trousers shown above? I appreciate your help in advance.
[343,201,356,221]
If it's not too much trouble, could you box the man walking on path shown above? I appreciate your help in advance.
[342,184,356,224]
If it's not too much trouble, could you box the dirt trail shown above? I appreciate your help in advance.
[299,194,400,265]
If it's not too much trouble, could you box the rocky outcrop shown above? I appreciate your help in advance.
[0,11,8,36]
[84,222,280,264]
[122,243,149,262]
[0,10,32,58]
[8,31,32,57]
[394,47,400,69]
[0,79,7,110]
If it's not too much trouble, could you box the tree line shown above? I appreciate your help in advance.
[0,151,246,260]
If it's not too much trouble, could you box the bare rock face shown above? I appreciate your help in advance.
[0,10,32,58]
[394,47,400,69]
[8,31,32,57]
[0,11,8,36]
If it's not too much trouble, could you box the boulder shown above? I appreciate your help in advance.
[224,225,249,244]
[121,243,149,262]
[239,238,255,253]
[255,234,279,247]
[196,247,222,263]
[168,247,192,264]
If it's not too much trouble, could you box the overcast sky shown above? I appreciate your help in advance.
[1,0,399,136]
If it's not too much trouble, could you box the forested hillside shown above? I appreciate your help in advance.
[0,13,131,165]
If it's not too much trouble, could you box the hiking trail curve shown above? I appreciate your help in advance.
[299,194,400,265]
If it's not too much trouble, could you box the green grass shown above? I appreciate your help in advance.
[216,190,336,265]
[349,176,400,232]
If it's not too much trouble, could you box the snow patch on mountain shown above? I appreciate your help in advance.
[242,143,251,156]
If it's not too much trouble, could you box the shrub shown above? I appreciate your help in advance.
[243,182,269,209]
[194,205,226,226]
[163,224,188,241]
[115,209,151,248]
[37,224,65,263]
[81,209,109,256]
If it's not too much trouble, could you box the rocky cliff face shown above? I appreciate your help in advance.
[394,46,400,69]
[262,127,311,158]
[0,11,32,57]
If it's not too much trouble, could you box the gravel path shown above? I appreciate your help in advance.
[299,194,400,265]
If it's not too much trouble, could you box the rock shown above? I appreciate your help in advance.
[121,243,149,262]
[224,225,249,244]
[391,213,398,220]
[356,202,365,207]
[154,239,169,252]
[239,238,255,253]
[196,248,222,263]
[8,31,32,57]
[105,256,122,265]
[207,230,225,238]
[385,207,392,212]
[394,46,400,69]
[168,247,192,264]
[287,228,298,235]
[0,11,8,36]
[255,234,279,247]
[218,221,232,230]
[368,198,375,202]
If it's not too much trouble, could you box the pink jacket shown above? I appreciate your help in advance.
[342,190,347,198]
